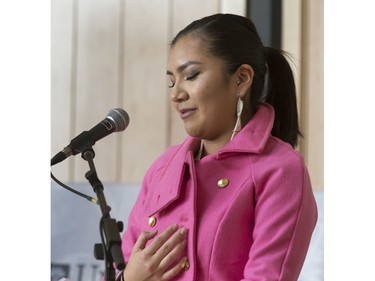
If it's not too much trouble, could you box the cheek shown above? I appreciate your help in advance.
[203,84,236,111]
[196,86,218,112]
[200,93,236,126]
[191,73,236,115]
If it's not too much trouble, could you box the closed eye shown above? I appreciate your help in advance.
[185,72,200,81]
[168,81,175,88]
[167,72,200,88]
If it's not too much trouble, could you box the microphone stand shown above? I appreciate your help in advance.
[81,145,125,281]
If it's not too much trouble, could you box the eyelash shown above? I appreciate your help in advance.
[185,71,200,81]
[168,72,200,88]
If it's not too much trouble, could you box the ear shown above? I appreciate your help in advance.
[235,64,254,99]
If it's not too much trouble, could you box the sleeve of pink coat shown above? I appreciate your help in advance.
[242,153,318,281]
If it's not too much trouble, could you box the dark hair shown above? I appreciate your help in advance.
[171,13,301,148]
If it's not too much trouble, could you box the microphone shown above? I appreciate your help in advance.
[51,108,129,166]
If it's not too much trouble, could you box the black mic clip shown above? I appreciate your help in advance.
[80,143,96,163]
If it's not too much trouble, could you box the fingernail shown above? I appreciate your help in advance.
[179,227,187,235]
[172,224,178,231]
[181,257,190,271]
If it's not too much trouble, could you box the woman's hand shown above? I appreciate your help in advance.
[123,224,188,281]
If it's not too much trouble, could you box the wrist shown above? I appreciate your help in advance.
[115,270,125,281]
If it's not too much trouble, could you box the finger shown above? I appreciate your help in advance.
[134,230,158,251]
[143,224,179,256]
[152,227,188,264]
[158,238,187,271]
[161,256,189,281]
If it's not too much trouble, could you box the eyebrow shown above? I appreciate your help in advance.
[166,61,202,75]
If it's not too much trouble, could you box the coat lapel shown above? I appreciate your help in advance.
[145,138,200,216]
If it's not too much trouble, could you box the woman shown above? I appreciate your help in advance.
[119,13,317,281]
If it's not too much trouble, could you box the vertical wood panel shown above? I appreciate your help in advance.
[220,0,246,15]
[120,0,170,183]
[282,0,324,192]
[281,0,302,152]
[51,0,74,181]
[73,0,121,182]
[281,0,302,107]
[168,0,221,146]
[300,0,324,191]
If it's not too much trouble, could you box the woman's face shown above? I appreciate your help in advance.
[167,35,239,142]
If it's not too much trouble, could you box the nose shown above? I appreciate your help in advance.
[170,83,189,103]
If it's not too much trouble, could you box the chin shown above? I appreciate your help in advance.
[184,126,202,138]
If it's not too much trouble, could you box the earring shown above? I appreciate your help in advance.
[236,80,240,85]
[231,97,243,140]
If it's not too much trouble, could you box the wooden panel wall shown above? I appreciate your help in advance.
[51,0,75,181]
[51,0,246,184]
[51,0,323,191]
[281,0,324,192]
[300,0,324,191]
[121,0,170,183]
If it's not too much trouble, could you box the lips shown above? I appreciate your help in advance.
[179,107,197,119]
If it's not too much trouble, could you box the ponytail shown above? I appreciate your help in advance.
[264,47,301,148]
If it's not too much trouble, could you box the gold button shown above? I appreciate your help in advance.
[148,216,157,227]
[182,259,190,271]
[217,178,229,188]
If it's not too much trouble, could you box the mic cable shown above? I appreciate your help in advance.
[51,172,99,205]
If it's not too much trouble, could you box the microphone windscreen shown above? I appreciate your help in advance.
[107,108,129,132]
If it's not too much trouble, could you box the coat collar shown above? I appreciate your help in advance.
[145,104,274,216]
[218,103,275,157]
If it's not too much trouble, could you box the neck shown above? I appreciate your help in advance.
[200,131,233,158]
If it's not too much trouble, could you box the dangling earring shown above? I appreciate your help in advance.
[231,97,243,140]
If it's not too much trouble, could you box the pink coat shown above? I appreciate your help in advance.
[122,104,317,281]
